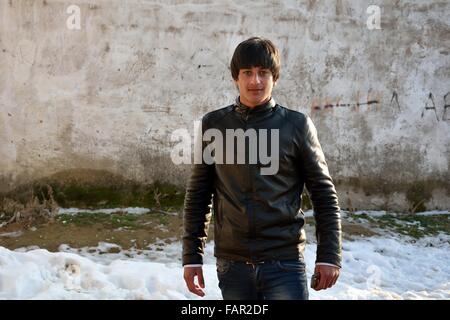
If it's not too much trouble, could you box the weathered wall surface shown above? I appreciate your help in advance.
[0,0,449,211]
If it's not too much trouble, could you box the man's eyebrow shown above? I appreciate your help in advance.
[240,67,268,71]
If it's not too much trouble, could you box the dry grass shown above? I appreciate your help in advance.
[0,185,59,229]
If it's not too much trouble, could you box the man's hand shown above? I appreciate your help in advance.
[183,266,205,297]
[312,264,340,291]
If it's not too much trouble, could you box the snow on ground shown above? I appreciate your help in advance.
[1,231,449,299]
[304,209,450,218]
[58,207,152,215]
[0,209,449,299]
[415,211,450,216]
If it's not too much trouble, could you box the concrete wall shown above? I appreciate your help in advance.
[1,0,449,211]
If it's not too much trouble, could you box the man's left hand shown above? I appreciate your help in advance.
[313,264,340,291]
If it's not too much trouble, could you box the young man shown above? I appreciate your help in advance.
[182,37,342,300]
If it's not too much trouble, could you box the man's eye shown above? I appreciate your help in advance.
[259,71,269,76]
[243,71,252,76]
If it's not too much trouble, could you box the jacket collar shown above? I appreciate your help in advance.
[233,97,276,119]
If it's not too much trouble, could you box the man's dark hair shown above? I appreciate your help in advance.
[230,37,281,81]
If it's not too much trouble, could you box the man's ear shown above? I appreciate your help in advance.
[233,79,239,90]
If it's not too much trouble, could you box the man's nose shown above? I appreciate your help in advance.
[250,73,262,84]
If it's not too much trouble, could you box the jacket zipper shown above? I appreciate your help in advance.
[243,115,257,261]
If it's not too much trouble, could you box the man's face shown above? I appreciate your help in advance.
[234,66,276,108]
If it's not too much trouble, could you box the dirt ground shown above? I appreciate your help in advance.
[0,211,187,251]
[0,211,382,252]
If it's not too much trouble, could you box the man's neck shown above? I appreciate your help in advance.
[239,97,271,109]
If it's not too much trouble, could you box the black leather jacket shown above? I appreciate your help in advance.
[182,98,342,267]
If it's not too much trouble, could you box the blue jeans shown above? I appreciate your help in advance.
[216,257,309,300]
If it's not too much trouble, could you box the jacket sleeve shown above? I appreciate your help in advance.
[182,117,215,266]
[299,115,342,268]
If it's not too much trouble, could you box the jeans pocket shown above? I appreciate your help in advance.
[216,258,232,276]
[276,259,306,272]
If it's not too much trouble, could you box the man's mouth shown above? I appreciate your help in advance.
[248,88,264,92]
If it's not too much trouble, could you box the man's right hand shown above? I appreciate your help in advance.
[183,266,205,297]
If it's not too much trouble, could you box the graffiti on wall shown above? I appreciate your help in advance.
[311,91,450,121]
[312,98,380,111]
[441,92,450,121]
[420,93,439,121]
[389,91,401,111]
[311,91,382,112]
[311,92,382,112]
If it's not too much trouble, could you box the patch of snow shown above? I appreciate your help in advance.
[0,231,448,299]
[58,207,151,215]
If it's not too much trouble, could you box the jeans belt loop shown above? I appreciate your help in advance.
[246,261,265,269]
